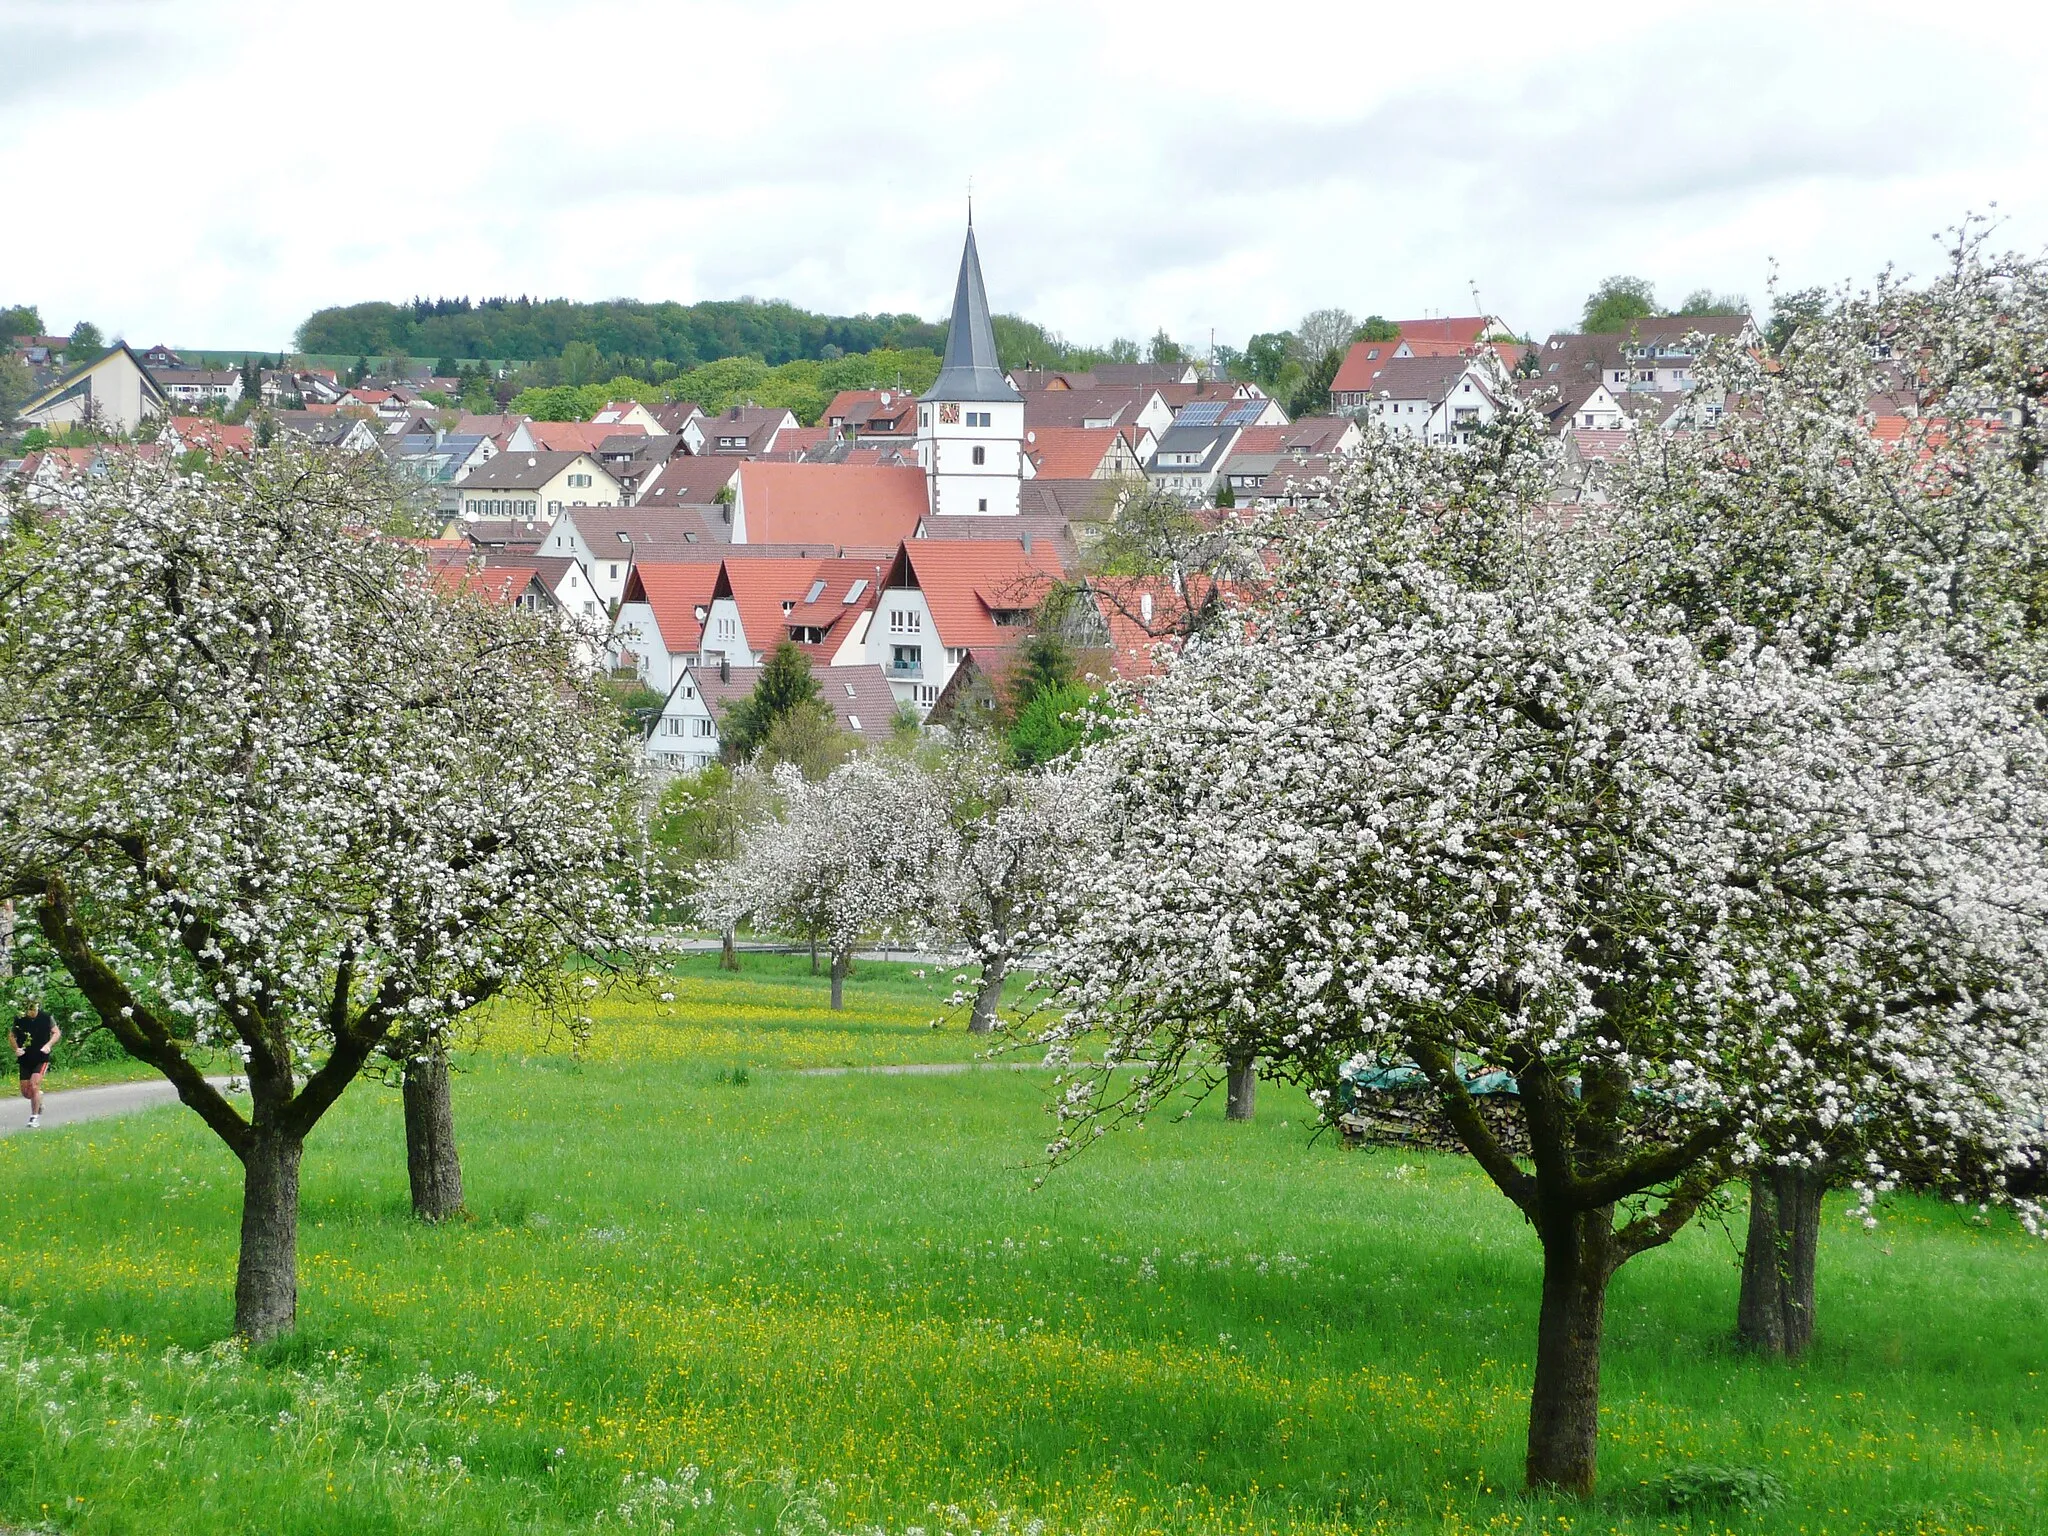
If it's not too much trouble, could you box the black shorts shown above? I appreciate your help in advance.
[18,1054,48,1081]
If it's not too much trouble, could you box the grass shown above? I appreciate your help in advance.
[0,957,2040,1534]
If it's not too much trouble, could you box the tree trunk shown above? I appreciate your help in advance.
[810,933,819,975]
[402,1044,465,1224]
[969,952,1008,1035]
[1225,1053,1257,1120]
[1737,1165,1824,1358]
[719,924,739,971]
[829,947,848,1011]
[0,897,14,979]
[1525,1208,1616,1496]
[235,1129,303,1343]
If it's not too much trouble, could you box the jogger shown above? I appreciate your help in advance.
[11,996,60,1128]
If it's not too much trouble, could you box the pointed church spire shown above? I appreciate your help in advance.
[924,224,1019,403]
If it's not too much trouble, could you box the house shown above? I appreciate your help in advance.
[1022,386,1177,436]
[611,559,727,694]
[644,659,899,772]
[1532,315,1758,403]
[16,343,169,434]
[649,401,708,450]
[1008,362,1200,391]
[822,389,920,439]
[269,410,382,454]
[728,461,929,547]
[693,556,888,673]
[1144,401,1275,498]
[159,416,253,456]
[139,343,185,370]
[590,399,664,434]
[454,450,620,522]
[1358,357,1505,446]
[154,368,244,408]
[427,561,559,614]
[386,432,497,513]
[700,405,800,456]
[507,420,642,455]
[1329,340,1402,411]
[593,432,687,502]
[864,536,1063,715]
[1023,425,1147,480]
[634,455,742,519]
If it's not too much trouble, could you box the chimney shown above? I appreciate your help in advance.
[1021,532,1032,554]
[719,656,730,683]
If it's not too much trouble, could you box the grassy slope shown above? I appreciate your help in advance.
[0,959,2040,1535]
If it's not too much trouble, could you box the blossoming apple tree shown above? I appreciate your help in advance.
[1598,224,2048,1354]
[0,445,640,1340]
[1032,404,2048,1495]
[704,754,951,1009]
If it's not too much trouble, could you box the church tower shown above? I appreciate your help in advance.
[919,221,1024,517]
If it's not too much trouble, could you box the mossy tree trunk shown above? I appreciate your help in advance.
[1737,1165,1824,1358]
[402,1042,465,1223]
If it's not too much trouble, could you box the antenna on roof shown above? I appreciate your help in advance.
[967,175,973,228]
[1469,279,1484,324]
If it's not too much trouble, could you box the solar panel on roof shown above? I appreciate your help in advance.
[1176,401,1225,426]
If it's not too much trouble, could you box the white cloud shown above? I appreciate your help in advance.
[1,0,2044,350]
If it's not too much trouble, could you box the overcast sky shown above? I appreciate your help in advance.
[4,0,2046,355]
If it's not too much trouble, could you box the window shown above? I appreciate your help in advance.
[716,616,737,639]
[608,563,619,579]
[945,646,969,665]
[966,410,991,427]
[889,608,921,633]
[977,498,988,511]
[971,446,986,466]
[848,715,862,732]
[890,644,922,674]
[914,684,938,707]
[843,578,867,603]
[692,718,715,738]
[568,473,592,487]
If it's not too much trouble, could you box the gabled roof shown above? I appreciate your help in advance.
[621,560,725,656]
[429,563,551,607]
[822,389,919,433]
[1016,478,1125,523]
[636,455,741,509]
[1395,316,1494,346]
[1366,355,1485,405]
[1022,387,1159,430]
[881,537,1064,650]
[675,660,899,745]
[1330,340,1402,395]
[523,421,640,454]
[736,461,928,548]
[18,342,169,418]
[925,225,1020,404]
[461,450,613,491]
[1024,426,1123,478]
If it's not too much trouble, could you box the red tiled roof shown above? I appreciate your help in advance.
[714,555,881,661]
[885,537,1065,651]
[1330,340,1401,394]
[736,462,928,547]
[1024,427,1120,479]
[429,563,543,605]
[1396,316,1491,346]
[623,560,724,656]
[524,421,641,454]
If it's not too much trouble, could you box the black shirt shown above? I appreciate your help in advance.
[11,1013,55,1059]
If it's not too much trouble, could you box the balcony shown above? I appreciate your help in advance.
[888,658,924,680]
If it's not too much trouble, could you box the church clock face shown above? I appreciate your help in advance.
[938,403,961,425]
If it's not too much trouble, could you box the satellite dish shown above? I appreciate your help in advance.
[1026,430,1035,444]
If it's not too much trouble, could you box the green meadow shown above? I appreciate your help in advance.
[0,956,2041,1535]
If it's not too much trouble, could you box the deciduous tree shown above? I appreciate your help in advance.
[0,445,639,1332]
[705,757,949,1009]
[1033,408,2048,1496]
